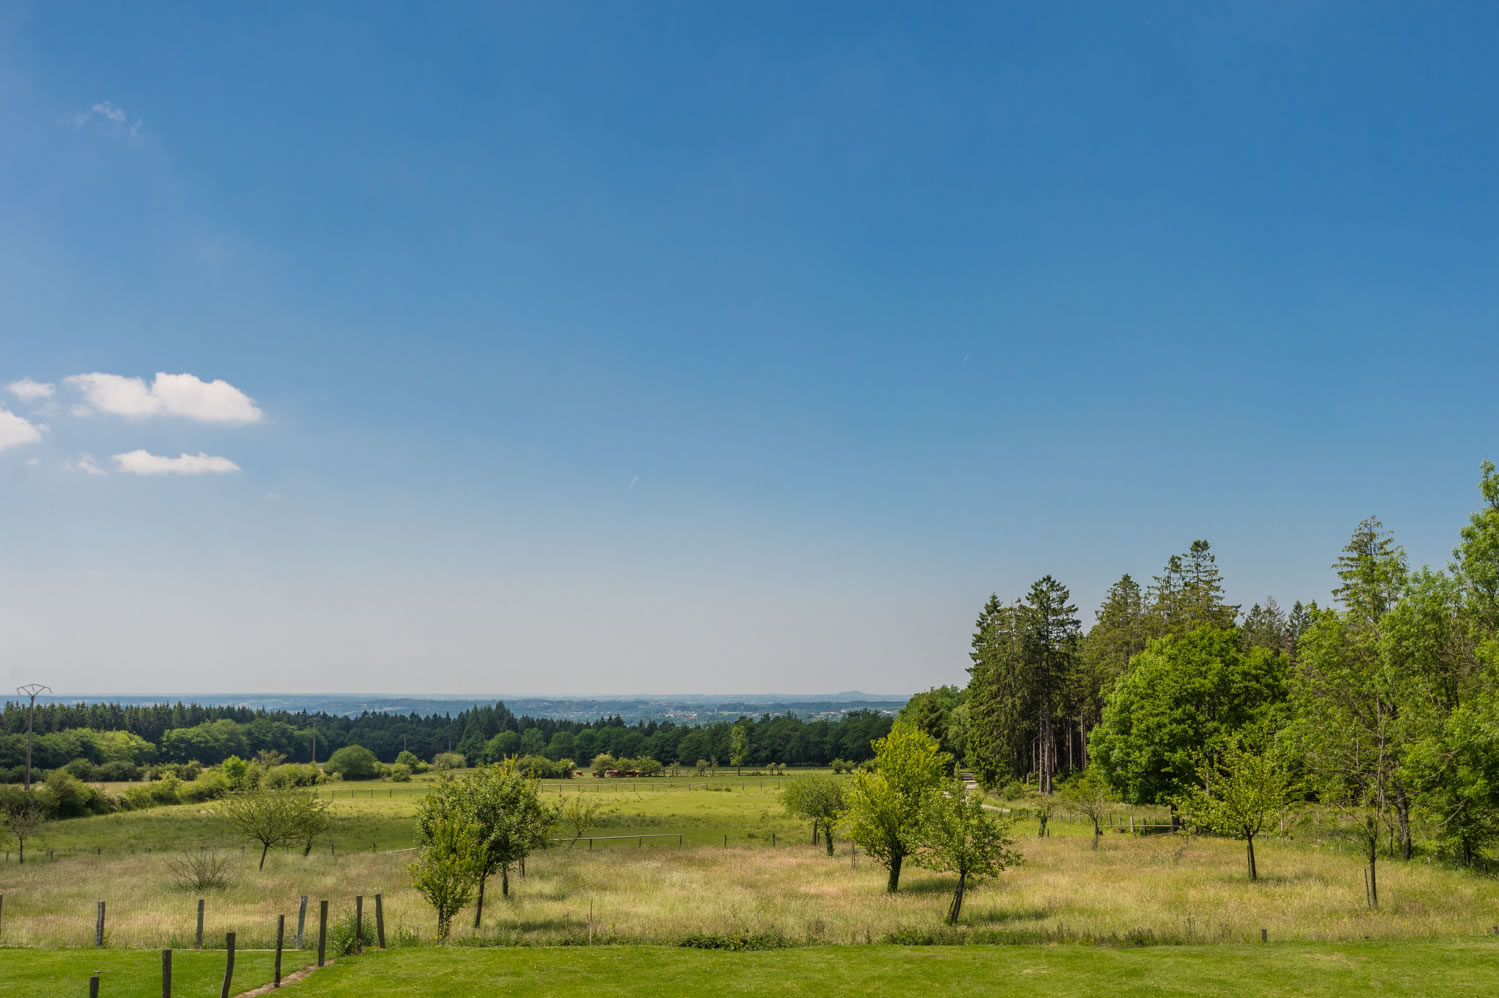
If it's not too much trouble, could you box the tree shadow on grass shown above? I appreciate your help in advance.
[963,905,1054,925]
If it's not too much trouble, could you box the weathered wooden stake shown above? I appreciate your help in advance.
[0,893,5,935]
[355,895,364,954]
[161,949,171,998]
[1260,928,1267,942]
[274,914,285,987]
[588,900,594,945]
[317,900,328,967]
[196,899,204,948]
[375,893,385,949]
[1129,816,1135,835]
[771,832,776,847]
[220,932,236,998]
[89,973,100,998]
[96,901,106,946]
[295,896,308,949]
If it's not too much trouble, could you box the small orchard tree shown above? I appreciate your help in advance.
[409,814,483,941]
[915,783,1020,924]
[219,787,331,870]
[1177,737,1298,881]
[418,763,556,929]
[843,720,950,892]
[0,790,48,864]
[1058,767,1113,849]
[781,773,847,854]
[590,754,617,777]
[559,794,614,847]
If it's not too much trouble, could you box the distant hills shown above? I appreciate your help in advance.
[26,692,911,724]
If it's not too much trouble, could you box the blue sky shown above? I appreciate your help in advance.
[2,3,1496,695]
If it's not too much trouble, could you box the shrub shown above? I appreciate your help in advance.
[180,770,231,803]
[327,745,380,780]
[431,752,466,771]
[93,760,141,782]
[62,758,95,780]
[590,754,617,777]
[829,759,855,775]
[328,912,378,956]
[168,849,232,891]
[40,770,111,818]
[679,931,791,951]
[265,763,320,788]
[395,750,427,773]
[390,763,413,782]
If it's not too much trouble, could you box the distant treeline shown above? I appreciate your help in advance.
[0,698,895,780]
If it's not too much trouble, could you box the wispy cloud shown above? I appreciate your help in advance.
[6,378,56,402]
[68,453,107,476]
[65,372,263,424]
[0,407,44,451]
[624,474,639,496]
[69,101,143,136]
[113,450,242,476]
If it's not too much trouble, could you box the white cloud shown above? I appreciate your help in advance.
[7,378,56,402]
[64,372,263,424]
[113,450,241,476]
[0,407,44,451]
[70,102,140,134]
[68,453,107,476]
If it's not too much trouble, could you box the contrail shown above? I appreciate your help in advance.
[623,475,638,496]
[962,353,971,364]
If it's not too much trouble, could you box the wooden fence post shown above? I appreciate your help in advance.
[1,893,4,936]
[196,899,204,949]
[89,973,100,998]
[274,914,285,987]
[317,900,328,967]
[1260,928,1267,942]
[296,896,308,949]
[220,932,236,998]
[96,900,106,946]
[375,893,385,949]
[161,949,171,998]
[355,895,364,954]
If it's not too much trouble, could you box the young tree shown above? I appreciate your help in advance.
[219,787,331,870]
[558,794,614,848]
[1058,767,1112,849]
[1176,737,1297,880]
[914,783,1019,924]
[843,720,949,891]
[408,813,483,941]
[1453,460,1499,631]
[0,789,47,864]
[325,744,380,780]
[781,772,847,854]
[729,723,750,776]
[418,762,556,931]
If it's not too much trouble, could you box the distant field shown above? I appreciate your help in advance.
[209,941,1499,997]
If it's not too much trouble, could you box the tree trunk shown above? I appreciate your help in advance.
[259,843,270,871]
[947,874,966,925]
[1246,834,1256,881]
[824,823,835,856]
[886,852,903,892]
[1367,840,1379,911]
[501,864,510,898]
[1395,791,1412,860]
[473,876,486,928]
[812,824,818,845]
[1092,824,1100,850]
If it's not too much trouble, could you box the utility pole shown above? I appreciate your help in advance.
[17,684,51,791]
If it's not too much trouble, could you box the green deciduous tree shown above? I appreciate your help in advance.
[781,772,848,854]
[1090,627,1287,810]
[729,723,750,776]
[1057,766,1113,848]
[558,793,614,848]
[408,813,483,941]
[914,782,1019,924]
[1176,736,1298,880]
[219,787,331,870]
[843,720,949,892]
[0,788,47,864]
[325,744,380,780]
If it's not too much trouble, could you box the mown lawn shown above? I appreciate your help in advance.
[266,940,1499,997]
[0,946,315,997]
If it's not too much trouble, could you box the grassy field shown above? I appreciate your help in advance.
[3,771,1498,951]
[204,940,1499,997]
[0,946,316,997]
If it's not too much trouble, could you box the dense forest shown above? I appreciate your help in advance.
[901,461,1499,867]
[0,696,894,782]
